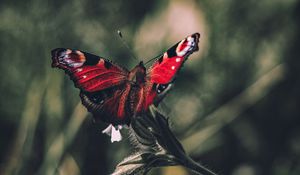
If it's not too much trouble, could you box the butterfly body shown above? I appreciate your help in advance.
[51,33,200,125]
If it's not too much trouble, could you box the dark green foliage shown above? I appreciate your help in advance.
[113,106,216,175]
[0,0,299,175]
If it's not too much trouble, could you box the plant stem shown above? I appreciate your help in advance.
[182,156,217,175]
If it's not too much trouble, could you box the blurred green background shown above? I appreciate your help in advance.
[1,0,300,174]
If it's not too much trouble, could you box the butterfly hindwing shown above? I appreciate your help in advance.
[80,84,131,125]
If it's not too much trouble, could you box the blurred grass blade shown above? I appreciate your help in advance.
[2,78,46,175]
[37,102,87,175]
[182,64,286,154]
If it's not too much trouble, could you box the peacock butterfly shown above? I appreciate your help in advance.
[51,33,200,141]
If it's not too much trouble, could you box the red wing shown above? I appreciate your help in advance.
[147,33,200,84]
[143,81,173,111]
[80,83,131,125]
[51,48,129,92]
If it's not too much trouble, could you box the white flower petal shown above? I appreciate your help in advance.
[102,124,123,142]
[102,124,113,136]
[111,126,122,142]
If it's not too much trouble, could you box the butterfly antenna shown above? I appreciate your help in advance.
[117,30,139,61]
[144,53,163,65]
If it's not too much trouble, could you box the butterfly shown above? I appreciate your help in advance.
[51,33,200,141]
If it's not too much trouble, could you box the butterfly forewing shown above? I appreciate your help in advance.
[51,48,129,92]
[143,33,200,110]
[147,33,200,84]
